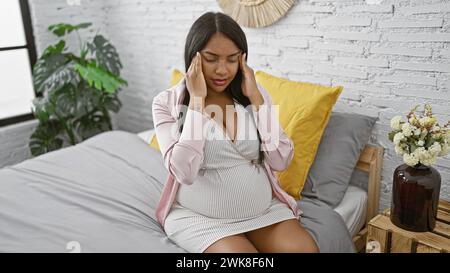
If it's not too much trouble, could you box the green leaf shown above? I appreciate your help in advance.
[425,136,435,148]
[87,35,123,76]
[51,84,93,118]
[410,143,418,153]
[48,22,92,37]
[42,40,66,58]
[76,22,92,29]
[73,112,110,141]
[31,96,55,122]
[74,62,127,94]
[29,120,64,156]
[100,93,122,113]
[388,131,397,142]
[33,54,80,94]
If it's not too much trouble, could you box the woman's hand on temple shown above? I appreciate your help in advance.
[186,52,207,99]
[240,53,264,109]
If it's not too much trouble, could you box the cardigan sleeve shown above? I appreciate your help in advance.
[251,83,294,171]
[152,91,210,185]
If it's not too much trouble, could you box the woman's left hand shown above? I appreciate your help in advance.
[240,53,264,106]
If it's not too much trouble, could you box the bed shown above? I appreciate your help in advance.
[0,129,382,253]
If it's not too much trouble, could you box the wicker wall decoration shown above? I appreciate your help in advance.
[217,0,296,28]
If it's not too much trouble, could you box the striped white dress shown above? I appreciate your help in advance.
[163,101,296,253]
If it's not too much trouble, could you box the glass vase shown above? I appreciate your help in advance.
[391,163,441,232]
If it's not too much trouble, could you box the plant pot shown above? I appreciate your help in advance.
[391,163,441,232]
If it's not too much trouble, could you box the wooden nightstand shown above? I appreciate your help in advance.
[366,200,450,253]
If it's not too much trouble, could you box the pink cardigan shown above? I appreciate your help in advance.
[152,76,301,228]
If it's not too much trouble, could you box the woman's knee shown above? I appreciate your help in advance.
[300,236,320,253]
[277,233,319,253]
[245,219,319,253]
[203,234,259,253]
[294,228,320,253]
[281,234,319,253]
[276,220,320,253]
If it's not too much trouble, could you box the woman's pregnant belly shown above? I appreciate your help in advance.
[176,163,273,219]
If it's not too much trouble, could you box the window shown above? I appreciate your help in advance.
[0,0,37,127]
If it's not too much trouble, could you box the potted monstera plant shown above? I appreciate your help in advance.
[29,22,127,156]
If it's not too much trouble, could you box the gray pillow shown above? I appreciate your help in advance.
[301,112,376,208]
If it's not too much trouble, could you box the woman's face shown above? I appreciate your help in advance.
[199,32,242,96]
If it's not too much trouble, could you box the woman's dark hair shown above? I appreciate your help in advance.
[179,12,263,163]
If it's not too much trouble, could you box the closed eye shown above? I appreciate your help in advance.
[205,58,239,63]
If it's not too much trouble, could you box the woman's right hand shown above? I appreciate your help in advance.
[186,52,207,99]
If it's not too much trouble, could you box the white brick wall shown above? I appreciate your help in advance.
[313,41,365,54]
[0,120,38,168]
[317,16,372,27]
[398,3,450,15]
[1,0,449,211]
[370,45,432,57]
[338,4,393,14]
[378,19,444,28]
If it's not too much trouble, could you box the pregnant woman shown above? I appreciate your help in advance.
[152,11,318,253]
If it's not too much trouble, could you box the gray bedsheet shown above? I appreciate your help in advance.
[0,130,354,253]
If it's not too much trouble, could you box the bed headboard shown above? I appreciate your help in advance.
[355,145,384,227]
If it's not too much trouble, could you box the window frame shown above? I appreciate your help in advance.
[0,0,38,127]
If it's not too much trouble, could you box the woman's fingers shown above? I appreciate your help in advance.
[240,53,247,73]
[188,54,195,74]
[186,52,207,98]
[188,52,200,74]
[196,52,202,75]
[194,53,199,75]
[194,52,198,75]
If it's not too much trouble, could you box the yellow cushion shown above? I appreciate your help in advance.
[170,68,184,87]
[149,132,160,151]
[255,70,342,200]
[149,69,185,151]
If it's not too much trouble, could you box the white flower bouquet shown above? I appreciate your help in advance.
[389,104,450,167]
